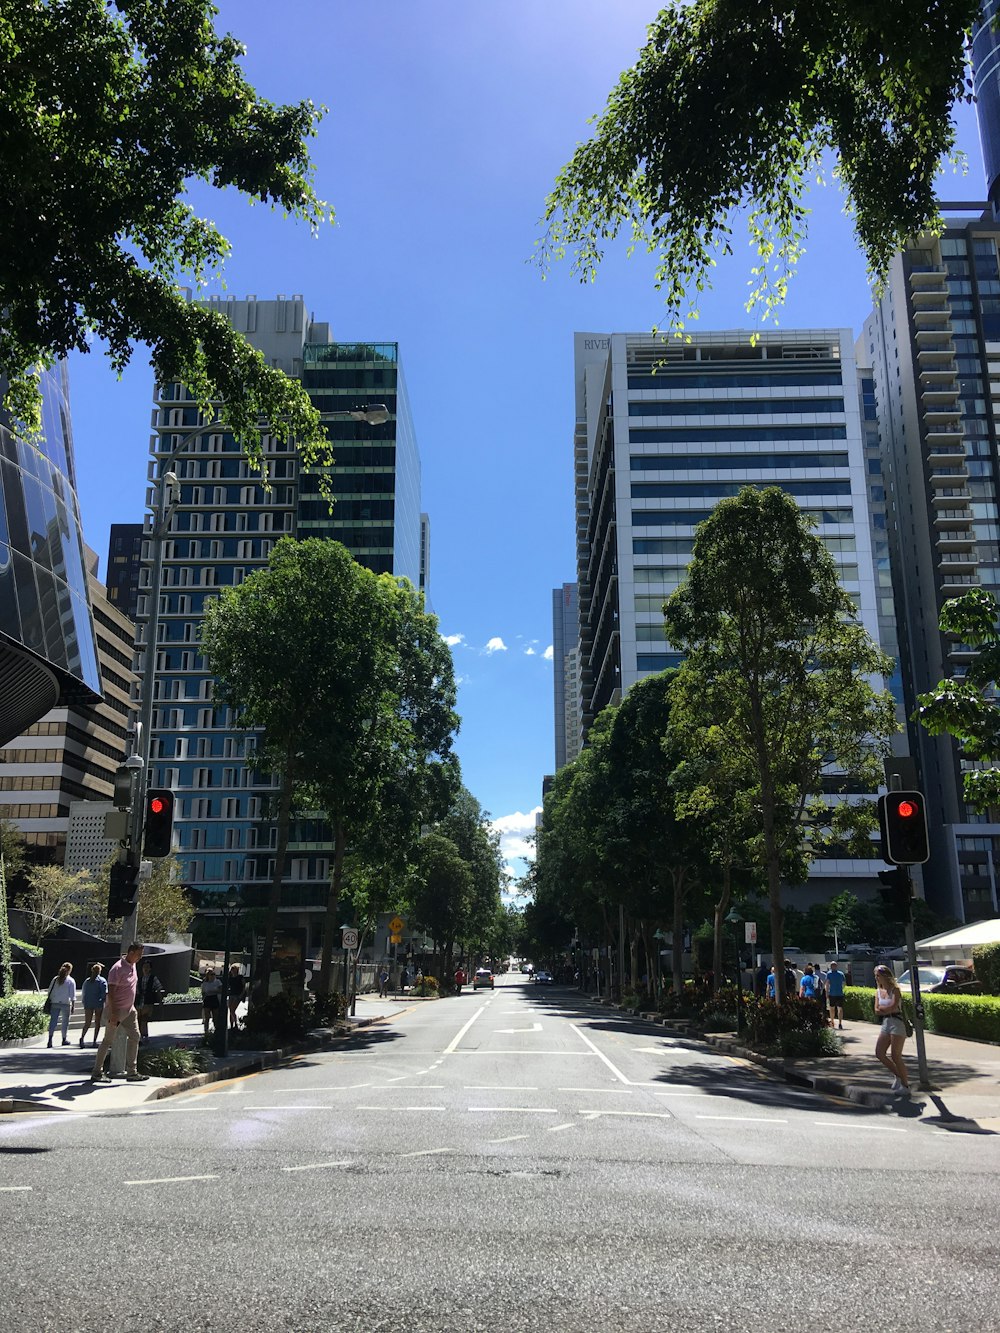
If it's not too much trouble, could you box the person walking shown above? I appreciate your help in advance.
[79,963,107,1047]
[90,943,148,1083]
[765,966,777,1000]
[45,962,76,1047]
[201,968,222,1037]
[798,964,818,1000]
[873,964,910,1095]
[135,959,165,1040]
[226,963,245,1032]
[378,966,389,998]
[827,960,846,1029]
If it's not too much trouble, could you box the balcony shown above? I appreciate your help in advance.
[917,361,959,379]
[935,527,977,549]
[908,265,948,282]
[931,487,972,506]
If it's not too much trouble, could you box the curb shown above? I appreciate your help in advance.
[0,1012,387,1113]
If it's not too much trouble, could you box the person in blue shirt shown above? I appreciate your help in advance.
[826,961,846,1029]
[765,966,777,1000]
[799,964,818,1000]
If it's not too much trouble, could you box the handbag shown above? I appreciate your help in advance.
[42,981,54,1015]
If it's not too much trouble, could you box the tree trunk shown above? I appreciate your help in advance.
[712,863,733,996]
[255,755,295,1004]
[319,819,347,996]
[629,926,640,996]
[671,870,685,995]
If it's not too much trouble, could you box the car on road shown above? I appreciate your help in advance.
[533,970,553,985]
[473,968,494,990]
[896,964,979,994]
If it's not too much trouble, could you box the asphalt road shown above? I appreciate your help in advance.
[3,975,998,1332]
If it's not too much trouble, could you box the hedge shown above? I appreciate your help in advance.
[0,995,47,1042]
[972,942,1000,996]
[843,986,1000,1043]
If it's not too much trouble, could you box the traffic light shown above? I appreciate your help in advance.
[107,862,139,918]
[877,790,930,865]
[877,867,912,923]
[143,787,175,858]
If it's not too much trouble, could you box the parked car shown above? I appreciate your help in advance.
[473,968,494,990]
[896,965,979,994]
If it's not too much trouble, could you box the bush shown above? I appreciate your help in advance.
[973,942,1000,996]
[844,985,1000,1043]
[744,995,827,1051]
[312,992,346,1027]
[701,1010,736,1033]
[779,1027,843,1058]
[137,1045,213,1078]
[162,987,202,1004]
[0,995,47,1041]
[240,992,310,1043]
[416,976,438,996]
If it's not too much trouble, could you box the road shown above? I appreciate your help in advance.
[3,975,998,1332]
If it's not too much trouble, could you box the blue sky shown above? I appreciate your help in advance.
[67,3,988,884]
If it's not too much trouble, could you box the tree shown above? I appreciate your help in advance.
[406,832,473,981]
[538,1,979,333]
[914,587,1000,811]
[0,1,330,466]
[201,537,459,998]
[664,487,898,1003]
[15,865,103,943]
[0,820,26,995]
[826,890,860,955]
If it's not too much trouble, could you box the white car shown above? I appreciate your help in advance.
[473,968,494,990]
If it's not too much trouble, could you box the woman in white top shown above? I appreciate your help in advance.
[873,964,910,1095]
[46,962,77,1048]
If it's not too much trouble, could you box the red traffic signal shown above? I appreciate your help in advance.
[878,790,930,866]
[143,787,175,858]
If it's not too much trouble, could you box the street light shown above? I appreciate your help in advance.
[213,886,243,1058]
[725,908,745,1034]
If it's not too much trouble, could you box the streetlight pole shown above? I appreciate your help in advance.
[213,887,243,1058]
[725,908,745,1034]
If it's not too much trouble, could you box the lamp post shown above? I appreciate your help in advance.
[214,886,243,1058]
[725,908,745,1034]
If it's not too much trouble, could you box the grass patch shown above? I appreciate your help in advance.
[136,1045,213,1078]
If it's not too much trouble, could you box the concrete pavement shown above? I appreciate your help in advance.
[0,991,409,1113]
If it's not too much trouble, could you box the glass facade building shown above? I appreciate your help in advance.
[864,209,1000,921]
[138,298,424,939]
[572,328,895,904]
[0,363,101,746]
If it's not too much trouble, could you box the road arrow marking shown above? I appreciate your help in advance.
[495,1022,543,1034]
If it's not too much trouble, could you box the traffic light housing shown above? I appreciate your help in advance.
[143,787,175,858]
[877,790,930,865]
[877,867,912,923]
[108,862,139,918]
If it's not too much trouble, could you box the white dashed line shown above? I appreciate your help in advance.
[581,1110,673,1119]
[245,1105,323,1111]
[813,1121,906,1132]
[468,1107,558,1114]
[130,1106,218,1115]
[124,1174,220,1186]
[0,1185,32,1192]
[465,1086,538,1092]
[281,1161,352,1173]
[548,1122,575,1133]
[696,1115,787,1124]
[400,1147,452,1158]
[487,1134,529,1144]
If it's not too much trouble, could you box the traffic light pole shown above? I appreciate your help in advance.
[901,866,932,1092]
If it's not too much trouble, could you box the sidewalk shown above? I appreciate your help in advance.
[595,998,1000,1127]
[0,992,406,1114]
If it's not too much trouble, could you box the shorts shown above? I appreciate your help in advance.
[880,1015,906,1037]
[828,993,845,1008]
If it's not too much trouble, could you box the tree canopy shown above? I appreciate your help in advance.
[0,0,330,464]
[538,1,980,332]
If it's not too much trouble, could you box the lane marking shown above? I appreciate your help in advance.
[400,1147,452,1158]
[548,1122,575,1133]
[448,1050,593,1056]
[356,1105,446,1112]
[130,1106,218,1115]
[281,1161,351,1173]
[0,1186,32,1192]
[244,1105,324,1111]
[487,1134,528,1143]
[468,1107,558,1114]
[558,1087,629,1093]
[464,1086,538,1091]
[696,1115,787,1124]
[495,1023,543,1034]
[813,1121,906,1133]
[580,1110,672,1120]
[124,1174,219,1186]
[570,1025,631,1085]
[443,1005,486,1055]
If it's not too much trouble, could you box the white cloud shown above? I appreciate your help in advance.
[491,806,542,871]
[442,632,465,647]
[542,645,554,661]
[524,646,536,656]
[484,636,508,654]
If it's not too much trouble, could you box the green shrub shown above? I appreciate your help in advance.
[844,985,1000,1042]
[973,942,1000,996]
[744,995,826,1051]
[416,976,438,996]
[137,1045,213,1078]
[780,1027,843,1058]
[162,987,202,1004]
[313,992,346,1027]
[701,1010,736,1032]
[0,995,47,1041]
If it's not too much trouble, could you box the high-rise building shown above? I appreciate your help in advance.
[0,364,101,746]
[973,1,1000,215]
[0,546,136,861]
[864,206,1000,921]
[572,327,896,905]
[138,296,425,944]
[105,522,143,622]
[551,582,581,769]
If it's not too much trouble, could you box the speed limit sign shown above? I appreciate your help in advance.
[341,927,359,949]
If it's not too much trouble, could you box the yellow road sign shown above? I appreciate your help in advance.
[390,933,402,945]
[388,916,405,934]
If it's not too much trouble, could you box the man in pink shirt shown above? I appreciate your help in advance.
[90,942,148,1083]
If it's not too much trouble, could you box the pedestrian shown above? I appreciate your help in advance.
[765,965,777,1000]
[90,942,148,1083]
[135,959,165,1040]
[827,960,846,1029]
[798,964,817,1000]
[45,962,76,1048]
[378,966,389,998]
[415,967,424,993]
[873,964,910,1095]
[754,962,769,998]
[201,967,222,1036]
[227,963,245,1031]
[453,966,465,995]
[784,962,798,997]
[80,962,107,1047]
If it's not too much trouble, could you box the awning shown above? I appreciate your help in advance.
[914,918,1000,956]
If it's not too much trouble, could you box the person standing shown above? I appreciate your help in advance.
[227,963,245,1032]
[765,966,777,1000]
[378,966,389,998]
[201,967,222,1036]
[90,943,148,1083]
[79,963,107,1047]
[798,964,817,1000]
[827,960,846,1029]
[873,964,910,1095]
[46,962,76,1047]
[135,959,164,1040]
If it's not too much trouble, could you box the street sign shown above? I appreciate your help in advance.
[341,928,359,949]
[388,916,405,934]
[390,933,402,945]
[745,922,757,945]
